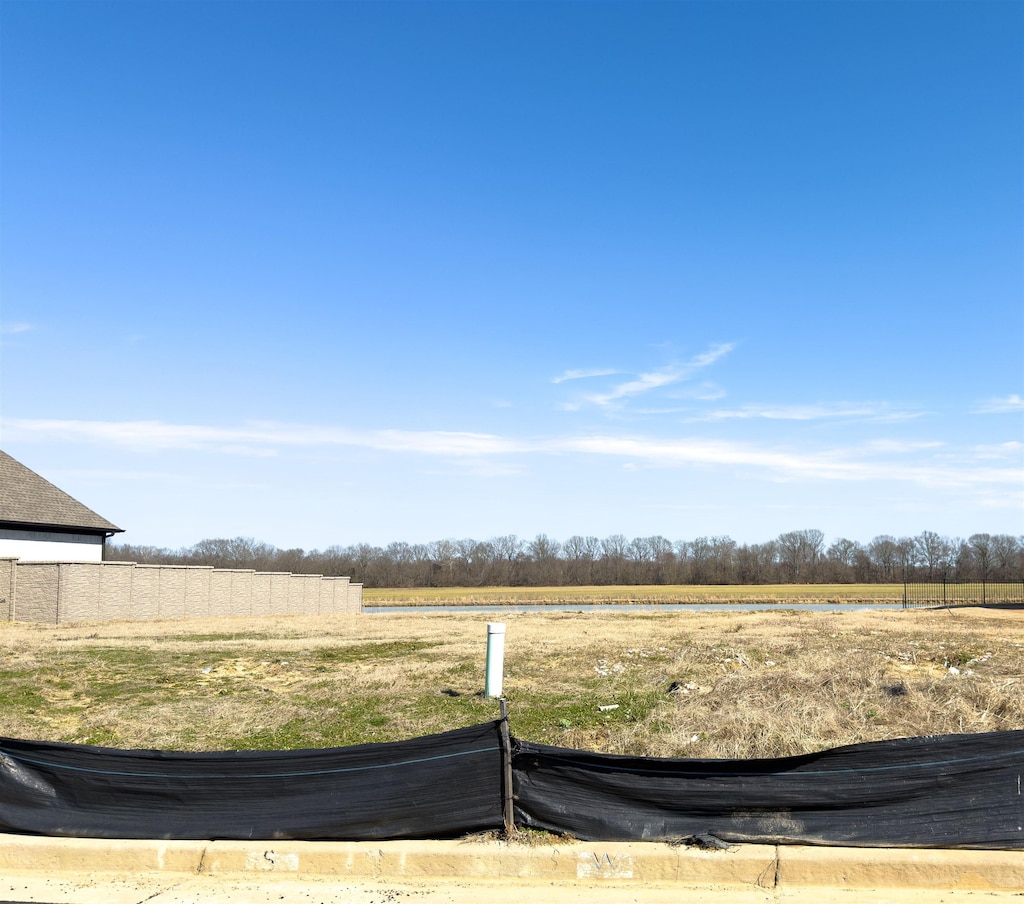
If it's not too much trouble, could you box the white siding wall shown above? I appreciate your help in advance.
[0,529,104,562]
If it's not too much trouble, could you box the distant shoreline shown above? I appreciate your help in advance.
[365,597,902,607]
[361,583,906,607]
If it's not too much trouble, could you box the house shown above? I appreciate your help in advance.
[0,450,122,561]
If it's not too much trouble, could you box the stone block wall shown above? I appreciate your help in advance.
[3,559,362,624]
[0,559,15,622]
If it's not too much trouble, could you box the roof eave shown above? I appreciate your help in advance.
[0,519,124,537]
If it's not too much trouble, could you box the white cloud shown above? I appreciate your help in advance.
[861,439,945,454]
[362,429,526,457]
[552,368,619,384]
[585,365,684,407]
[0,322,32,335]
[678,382,728,402]
[5,413,1020,493]
[546,434,1020,489]
[688,342,736,369]
[1,418,524,458]
[696,403,923,423]
[582,342,735,409]
[974,394,1024,414]
[971,441,1024,460]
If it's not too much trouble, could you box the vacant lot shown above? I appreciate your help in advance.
[0,606,1020,758]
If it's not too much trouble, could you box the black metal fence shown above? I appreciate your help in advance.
[903,581,1024,609]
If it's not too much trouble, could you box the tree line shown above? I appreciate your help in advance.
[107,529,1024,588]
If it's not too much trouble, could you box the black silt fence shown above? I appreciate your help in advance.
[0,722,506,841]
[512,731,1024,849]
[0,724,1022,849]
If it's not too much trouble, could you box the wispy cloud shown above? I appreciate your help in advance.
[971,441,1024,460]
[860,439,945,454]
[974,394,1024,414]
[1,418,526,457]
[360,429,526,457]
[0,322,33,335]
[5,414,1020,493]
[676,382,728,402]
[552,368,619,384]
[695,402,923,423]
[44,467,200,483]
[545,434,1019,489]
[580,342,735,409]
[586,364,684,407]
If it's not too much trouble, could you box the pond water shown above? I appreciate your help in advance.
[365,602,907,614]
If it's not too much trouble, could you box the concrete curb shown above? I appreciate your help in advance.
[0,835,1021,891]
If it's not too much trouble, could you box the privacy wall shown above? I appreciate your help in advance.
[0,558,362,623]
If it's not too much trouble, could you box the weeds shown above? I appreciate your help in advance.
[0,607,1019,757]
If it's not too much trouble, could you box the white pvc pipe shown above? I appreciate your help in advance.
[485,622,506,698]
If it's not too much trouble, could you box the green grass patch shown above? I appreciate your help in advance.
[0,672,48,710]
[223,689,496,750]
[312,640,437,663]
[506,687,666,742]
[396,690,497,726]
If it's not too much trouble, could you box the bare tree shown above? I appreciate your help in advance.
[736,541,777,583]
[646,536,675,584]
[187,537,277,570]
[968,533,994,580]
[108,527,1017,589]
[776,530,824,582]
[825,537,860,582]
[673,539,692,583]
[490,534,526,585]
[528,533,562,585]
[708,536,738,583]
[952,537,973,579]
[426,539,457,586]
[626,536,654,584]
[687,537,712,584]
[867,536,901,582]
[914,531,951,580]
[990,534,1023,580]
[562,535,598,584]
[599,534,629,584]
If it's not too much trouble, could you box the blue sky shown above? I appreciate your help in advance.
[2,0,1022,551]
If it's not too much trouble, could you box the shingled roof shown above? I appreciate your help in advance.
[0,450,122,534]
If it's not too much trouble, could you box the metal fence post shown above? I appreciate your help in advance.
[499,698,515,834]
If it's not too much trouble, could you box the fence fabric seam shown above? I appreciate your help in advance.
[516,747,1024,778]
[0,744,500,780]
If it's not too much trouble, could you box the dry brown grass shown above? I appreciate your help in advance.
[362,583,905,604]
[0,607,1020,759]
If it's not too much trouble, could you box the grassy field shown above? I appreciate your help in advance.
[362,583,906,605]
[0,605,1020,760]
